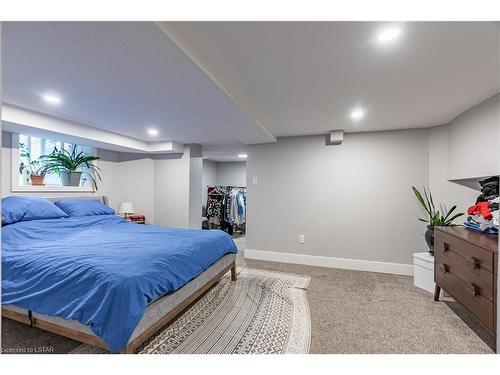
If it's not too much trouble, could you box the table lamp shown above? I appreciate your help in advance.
[118,202,135,218]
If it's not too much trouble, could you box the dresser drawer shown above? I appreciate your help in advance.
[435,231,494,273]
[435,247,495,301]
[435,265,495,331]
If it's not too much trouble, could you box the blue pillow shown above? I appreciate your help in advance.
[2,196,68,225]
[55,199,115,217]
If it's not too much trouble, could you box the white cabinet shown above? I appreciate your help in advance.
[413,252,435,294]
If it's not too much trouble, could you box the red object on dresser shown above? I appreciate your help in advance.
[467,202,493,220]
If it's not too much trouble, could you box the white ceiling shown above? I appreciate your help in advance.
[172,21,499,136]
[2,21,499,155]
[1,22,274,146]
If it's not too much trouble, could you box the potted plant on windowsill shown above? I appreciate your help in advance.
[19,142,50,186]
[412,186,464,255]
[42,145,102,190]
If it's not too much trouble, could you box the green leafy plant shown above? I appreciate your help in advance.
[19,142,50,176]
[42,145,102,190]
[412,186,464,226]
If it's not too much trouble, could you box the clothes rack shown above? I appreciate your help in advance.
[205,185,246,235]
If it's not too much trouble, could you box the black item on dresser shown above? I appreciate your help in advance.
[476,176,499,203]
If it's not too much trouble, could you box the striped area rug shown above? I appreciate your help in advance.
[71,268,311,354]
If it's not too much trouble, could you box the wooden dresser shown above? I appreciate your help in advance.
[434,227,498,333]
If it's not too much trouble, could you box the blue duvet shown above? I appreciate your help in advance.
[2,215,237,352]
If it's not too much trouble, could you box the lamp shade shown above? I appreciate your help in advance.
[118,202,135,215]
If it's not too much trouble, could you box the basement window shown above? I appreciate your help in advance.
[11,133,97,192]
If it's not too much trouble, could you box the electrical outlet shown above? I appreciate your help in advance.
[252,176,258,185]
[299,234,305,244]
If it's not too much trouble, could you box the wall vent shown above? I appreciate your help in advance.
[326,130,344,145]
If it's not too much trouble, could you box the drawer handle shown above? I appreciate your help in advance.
[471,283,481,297]
[443,243,449,252]
[471,257,481,269]
[442,263,449,274]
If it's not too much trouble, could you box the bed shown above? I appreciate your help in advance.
[1,196,238,353]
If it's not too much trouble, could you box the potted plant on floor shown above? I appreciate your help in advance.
[19,142,50,186]
[412,186,464,255]
[42,145,102,190]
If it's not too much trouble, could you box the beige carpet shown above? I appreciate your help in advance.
[69,268,311,354]
[235,239,495,354]
[1,235,496,354]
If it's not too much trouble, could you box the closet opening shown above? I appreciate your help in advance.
[201,160,247,252]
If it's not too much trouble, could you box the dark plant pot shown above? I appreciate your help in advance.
[30,174,45,186]
[425,225,435,255]
[60,171,82,186]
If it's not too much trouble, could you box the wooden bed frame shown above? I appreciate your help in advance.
[1,195,238,354]
[3,261,237,353]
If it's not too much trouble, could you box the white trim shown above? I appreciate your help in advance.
[244,249,413,276]
[11,186,95,193]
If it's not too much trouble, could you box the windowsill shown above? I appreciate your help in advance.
[11,185,95,193]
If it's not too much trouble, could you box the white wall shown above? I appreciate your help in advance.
[153,148,191,228]
[428,125,479,217]
[428,93,500,228]
[216,161,247,187]
[447,94,500,180]
[96,151,157,222]
[116,157,155,222]
[202,159,217,207]
[189,145,203,228]
[246,129,429,272]
[245,94,499,275]
[113,148,202,228]
[96,149,120,211]
[1,133,13,197]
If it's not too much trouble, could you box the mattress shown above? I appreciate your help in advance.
[3,253,236,345]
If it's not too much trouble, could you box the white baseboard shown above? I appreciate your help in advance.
[244,249,413,276]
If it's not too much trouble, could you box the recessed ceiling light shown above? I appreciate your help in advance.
[377,27,402,43]
[350,108,365,121]
[238,154,248,158]
[42,93,62,105]
[147,128,159,136]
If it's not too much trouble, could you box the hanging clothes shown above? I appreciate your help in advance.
[206,185,246,232]
[229,190,246,225]
[206,189,224,226]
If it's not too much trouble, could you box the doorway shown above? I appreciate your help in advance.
[202,159,247,255]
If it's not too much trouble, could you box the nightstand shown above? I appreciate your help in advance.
[125,214,146,224]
